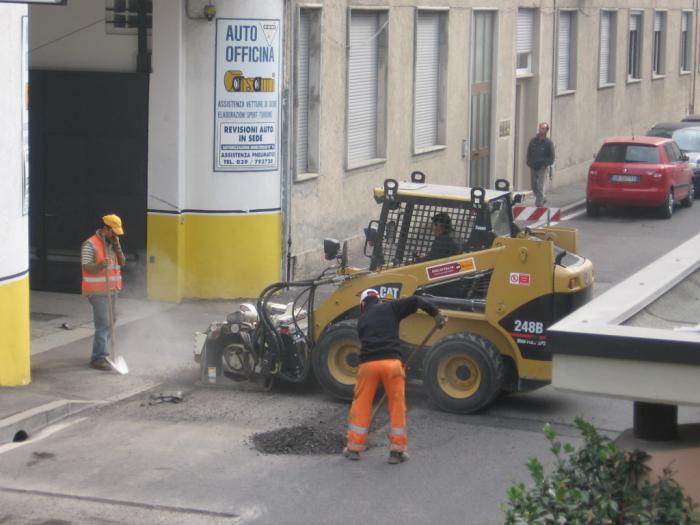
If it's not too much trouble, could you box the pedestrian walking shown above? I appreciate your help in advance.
[343,289,446,464]
[526,122,556,207]
[81,214,126,371]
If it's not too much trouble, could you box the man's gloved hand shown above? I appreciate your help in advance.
[434,311,448,328]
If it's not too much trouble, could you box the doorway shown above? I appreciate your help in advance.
[29,70,148,296]
[469,11,495,188]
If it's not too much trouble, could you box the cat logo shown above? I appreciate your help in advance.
[377,283,402,300]
[224,70,275,93]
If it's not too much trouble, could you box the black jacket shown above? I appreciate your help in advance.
[526,136,555,170]
[357,296,439,364]
[416,233,460,263]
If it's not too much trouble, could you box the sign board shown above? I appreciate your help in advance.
[0,1,66,4]
[214,18,281,172]
[426,257,476,281]
[21,15,29,216]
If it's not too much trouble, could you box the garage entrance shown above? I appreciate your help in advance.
[29,70,148,296]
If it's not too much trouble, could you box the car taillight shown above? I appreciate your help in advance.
[588,169,598,179]
[649,171,663,179]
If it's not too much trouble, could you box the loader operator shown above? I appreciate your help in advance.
[343,289,446,464]
[416,212,460,262]
[81,214,125,371]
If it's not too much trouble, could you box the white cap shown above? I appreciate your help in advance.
[360,288,380,303]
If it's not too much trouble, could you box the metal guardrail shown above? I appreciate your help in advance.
[548,232,700,440]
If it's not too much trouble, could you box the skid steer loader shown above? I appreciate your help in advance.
[194,172,593,413]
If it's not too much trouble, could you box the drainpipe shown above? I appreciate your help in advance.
[692,0,698,114]
[136,0,151,73]
[282,0,294,281]
[550,0,557,141]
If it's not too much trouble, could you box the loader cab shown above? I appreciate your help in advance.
[364,175,517,271]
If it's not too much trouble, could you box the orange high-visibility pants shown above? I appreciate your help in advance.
[346,358,407,453]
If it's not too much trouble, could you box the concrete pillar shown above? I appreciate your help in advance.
[0,4,30,386]
[147,0,284,301]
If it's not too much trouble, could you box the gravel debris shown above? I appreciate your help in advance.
[252,425,345,455]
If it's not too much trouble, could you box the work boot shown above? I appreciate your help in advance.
[90,359,111,371]
[342,447,360,461]
[388,451,409,464]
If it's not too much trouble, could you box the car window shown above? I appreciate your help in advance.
[664,143,678,162]
[672,129,700,152]
[596,144,660,163]
[671,142,684,160]
[648,128,673,138]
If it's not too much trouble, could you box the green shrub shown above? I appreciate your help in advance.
[503,417,700,525]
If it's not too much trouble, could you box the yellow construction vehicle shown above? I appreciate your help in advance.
[195,172,593,413]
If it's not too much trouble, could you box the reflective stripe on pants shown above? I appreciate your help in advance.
[346,358,407,452]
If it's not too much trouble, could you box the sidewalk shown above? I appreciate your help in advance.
[0,181,587,446]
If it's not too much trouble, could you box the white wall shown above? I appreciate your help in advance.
[29,0,138,72]
[184,0,284,212]
[0,4,29,281]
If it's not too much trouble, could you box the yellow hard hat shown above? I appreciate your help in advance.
[102,214,124,235]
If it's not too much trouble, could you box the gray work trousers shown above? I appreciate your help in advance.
[530,167,548,207]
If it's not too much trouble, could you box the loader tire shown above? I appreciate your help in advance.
[312,320,360,401]
[423,332,504,414]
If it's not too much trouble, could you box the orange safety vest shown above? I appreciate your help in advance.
[81,234,122,295]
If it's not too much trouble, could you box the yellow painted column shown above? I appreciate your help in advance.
[0,275,30,386]
[147,213,185,302]
[183,212,282,298]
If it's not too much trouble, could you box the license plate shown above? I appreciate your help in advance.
[610,174,639,183]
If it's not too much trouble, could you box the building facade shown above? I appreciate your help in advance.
[0,0,697,383]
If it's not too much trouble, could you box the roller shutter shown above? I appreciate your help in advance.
[414,12,440,149]
[557,12,572,91]
[296,10,310,173]
[516,9,534,72]
[348,12,379,164]
[599,12,611,85]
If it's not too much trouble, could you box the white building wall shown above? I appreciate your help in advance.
[29,0,138,72]
[0,4,29,279]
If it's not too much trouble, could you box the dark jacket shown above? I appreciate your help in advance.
[526,136,555,170]
[418,233,460,263]
[357,296,439,364]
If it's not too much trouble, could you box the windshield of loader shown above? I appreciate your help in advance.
[370,197,482,270]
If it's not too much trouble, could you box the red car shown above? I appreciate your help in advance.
[586,136,694,218]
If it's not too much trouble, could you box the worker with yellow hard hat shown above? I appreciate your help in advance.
[80,214,126,371]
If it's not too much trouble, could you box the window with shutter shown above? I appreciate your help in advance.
[295,8,321,180]
[414,11,446,151]
[557,11,575,92]
[681,12,692,72]
[296,11,310,174]
[598,11,614,86]
[628,12,642,80]
[516,9,535,74]
[652,11,666,76]
[347,11,388,166]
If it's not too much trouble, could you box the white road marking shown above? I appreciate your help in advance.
[0,417,88,455]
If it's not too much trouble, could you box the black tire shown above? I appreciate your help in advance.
[586,201,601,217]
[312,320,360,401]
[232,76,241,92]
[659,190,674,219]
[423,332,504,414]
[681,184,694,208]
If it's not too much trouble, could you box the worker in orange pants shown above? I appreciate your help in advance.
[344,289,445,464]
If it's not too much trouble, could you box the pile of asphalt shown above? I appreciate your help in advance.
[252,425,345,455]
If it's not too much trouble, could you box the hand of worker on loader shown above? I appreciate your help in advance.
[434,311,448,328]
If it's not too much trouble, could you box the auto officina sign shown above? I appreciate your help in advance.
[214,19,281,172]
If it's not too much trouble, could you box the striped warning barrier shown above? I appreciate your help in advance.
[512,206,561,222]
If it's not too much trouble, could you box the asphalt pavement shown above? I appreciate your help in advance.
[0,179,587,446]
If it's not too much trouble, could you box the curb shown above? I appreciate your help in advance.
[0,383,159,447]
[0,400,94,446]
